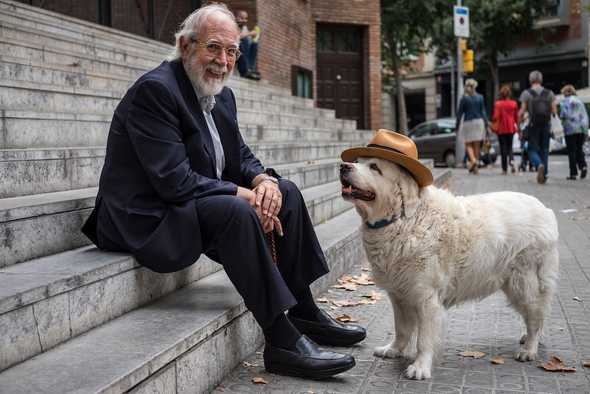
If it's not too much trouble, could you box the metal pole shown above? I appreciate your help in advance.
[451,57,455,117]
[454,0,465,167]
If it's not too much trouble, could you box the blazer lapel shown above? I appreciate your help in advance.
[170,60,217,175]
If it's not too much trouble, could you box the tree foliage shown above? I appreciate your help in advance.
[381,0,445,131]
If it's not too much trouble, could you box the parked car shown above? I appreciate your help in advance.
[408,118,498,167]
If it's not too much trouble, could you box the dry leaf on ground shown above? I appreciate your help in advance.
[358,298,377,305]
[362,290,382,301]
[316,297,329,303]
[252,377,268,384]
[338,275,353,283]
[458,351,486,359]
[332,299,362,307]
[573,296,582,302]
[539,356,576,372]
[329,305,339,310]
[336,314,358,322]
[243,361,258,367]
[490,356,505,365]
[583,361,590,368]
[332,283,358,291]
[362,267,370,272]
[350,273,375,286]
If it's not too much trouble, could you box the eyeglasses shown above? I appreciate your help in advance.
[191,39,241,60]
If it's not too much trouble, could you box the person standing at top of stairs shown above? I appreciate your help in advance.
[81,3,366,380]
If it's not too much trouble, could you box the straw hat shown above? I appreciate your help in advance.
[341,129,433,187]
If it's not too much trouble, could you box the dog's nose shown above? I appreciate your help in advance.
[340,163,353,174]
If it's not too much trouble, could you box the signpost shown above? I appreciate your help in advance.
[453,3,469,167]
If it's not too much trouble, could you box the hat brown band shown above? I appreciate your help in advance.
[367,144,407,157]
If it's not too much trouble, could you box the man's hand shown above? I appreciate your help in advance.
[236,186,256,207]
[254,180,282,219]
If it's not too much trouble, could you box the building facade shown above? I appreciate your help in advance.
[16,0,381,129]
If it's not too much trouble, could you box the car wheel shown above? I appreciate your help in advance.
[444,151,456,167]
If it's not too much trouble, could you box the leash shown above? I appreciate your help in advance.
[265,231,278,264]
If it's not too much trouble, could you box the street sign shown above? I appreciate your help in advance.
[454,6,470,38]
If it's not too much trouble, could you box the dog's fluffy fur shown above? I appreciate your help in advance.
[340,158,559,380]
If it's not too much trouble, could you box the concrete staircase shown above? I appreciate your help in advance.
[0,1,450,393]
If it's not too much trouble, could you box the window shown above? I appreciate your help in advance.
[292,66,313,99]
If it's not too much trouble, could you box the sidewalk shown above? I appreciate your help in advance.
[214,156,590,394]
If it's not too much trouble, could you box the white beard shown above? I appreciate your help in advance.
[183,58,228,96]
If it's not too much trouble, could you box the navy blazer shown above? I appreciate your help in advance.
[82,59,265,273]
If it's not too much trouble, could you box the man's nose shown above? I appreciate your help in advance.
[340,163,353,175]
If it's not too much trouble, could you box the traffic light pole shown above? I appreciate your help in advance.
[454,0,465,167]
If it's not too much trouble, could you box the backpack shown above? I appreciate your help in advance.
[528,88,551,126]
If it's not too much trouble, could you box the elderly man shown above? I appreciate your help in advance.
[518,70,557,184]
[82,4,364,379]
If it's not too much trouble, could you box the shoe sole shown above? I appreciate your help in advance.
[265,358,355,379]
[304,332,366,347]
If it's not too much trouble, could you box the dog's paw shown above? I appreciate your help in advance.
[514,349,537,362]
[519,334,527,345]
[405,361,431,380]
[373,343,401,359]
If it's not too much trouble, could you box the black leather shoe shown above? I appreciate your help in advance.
[264,335,355,379]
[288,309,366,346]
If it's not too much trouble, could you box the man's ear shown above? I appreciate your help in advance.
[179,36,191,60]
[398,169,420,218]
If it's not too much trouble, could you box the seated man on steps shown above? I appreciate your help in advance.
[81,3,365,380]
[235,9,260,80]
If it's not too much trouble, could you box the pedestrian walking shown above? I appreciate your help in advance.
[457,78,489,175]
[559,84,588,180]
[492,84,519,174]
[518,70,557,184]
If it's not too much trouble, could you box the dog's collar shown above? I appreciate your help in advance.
[365,214,400,229]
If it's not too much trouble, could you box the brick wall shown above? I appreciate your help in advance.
[254,0,315,94]
[311,0,382,130]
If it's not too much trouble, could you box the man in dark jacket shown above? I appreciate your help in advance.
[82,3,365,379]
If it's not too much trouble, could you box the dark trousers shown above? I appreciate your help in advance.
[565,133,588,176]
[197,179,328,329]
[237,37,258,76]
[498,133,515,172]
[528,124,551,176]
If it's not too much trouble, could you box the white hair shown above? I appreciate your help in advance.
[166,3,237,61]
[529,70,543,84]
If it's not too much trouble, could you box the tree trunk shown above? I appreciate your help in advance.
[391,47,408,133]
[487,55,499,102]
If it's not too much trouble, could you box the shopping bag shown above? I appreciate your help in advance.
[550,114,564,139]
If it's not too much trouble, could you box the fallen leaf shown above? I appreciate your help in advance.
[243,361,258,367]
[459,351,486,359]
[539,356,576,372]
[358,298,377,305]
[316,297,329,303]
[560,208,578,214]
[583,361,590,368]
[573,296,582,302]
[350,273,375,286]
[490,356,505,365]
[332,283,358,291]
[332,299,362,307]
[338,275,353,283]
[329,305,339,310]
[362,267,371,272]
[362,290,382,301]
[336,314,358,322]
[252,377,268,384]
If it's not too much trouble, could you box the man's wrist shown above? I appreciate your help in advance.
[260,174,279,185]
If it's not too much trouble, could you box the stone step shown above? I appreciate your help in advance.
[0,141,361,197]
[0,110,361,149]
[0,0,170,55]
[0,57,321,112]
[0,173,351,266]
[0,207,363,378]
[0,16,164,71]
[0,169,450,393]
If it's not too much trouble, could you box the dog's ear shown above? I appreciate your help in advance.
[397,168,420,218]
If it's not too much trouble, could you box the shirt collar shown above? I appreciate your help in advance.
[192,85,216,113]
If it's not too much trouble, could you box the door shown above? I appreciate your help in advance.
[317,24,365,129]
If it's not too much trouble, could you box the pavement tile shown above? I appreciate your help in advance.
[214,158,590,393]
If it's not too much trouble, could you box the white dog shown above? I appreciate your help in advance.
[340,130,559,380]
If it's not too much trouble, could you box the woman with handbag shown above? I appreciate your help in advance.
[492,85,519,174]
[560,84,588,180]
[456,79,489,174]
